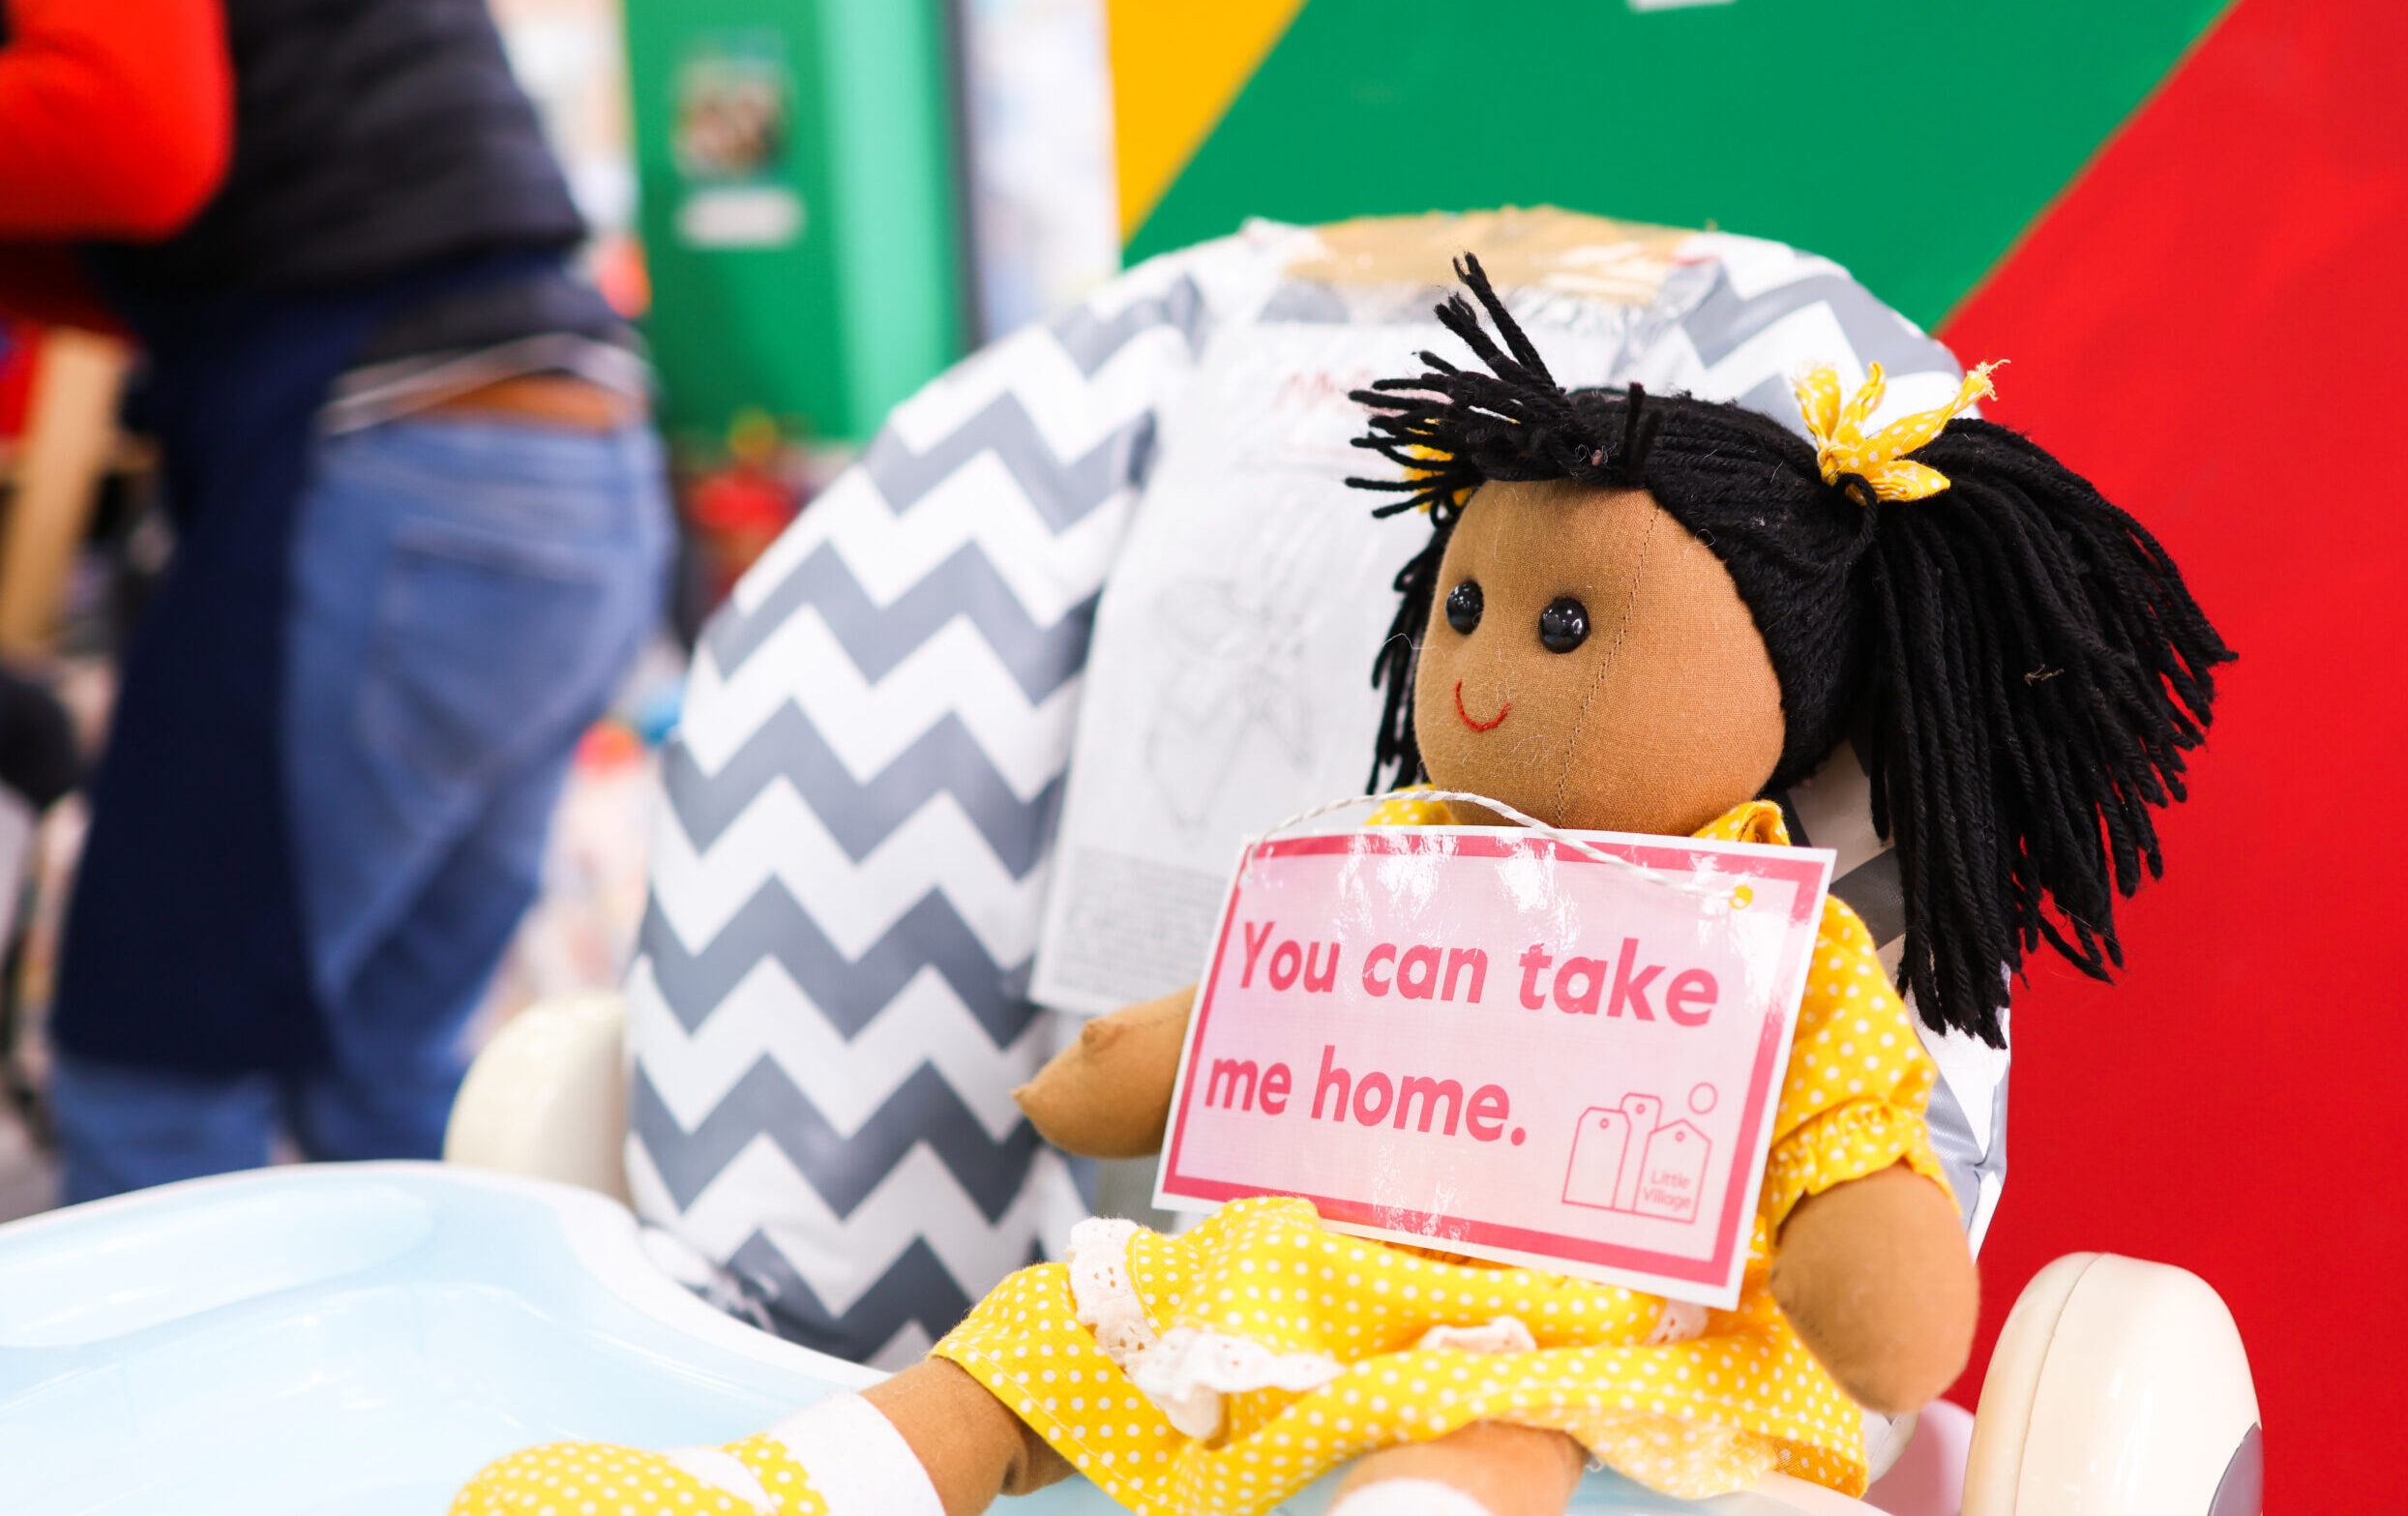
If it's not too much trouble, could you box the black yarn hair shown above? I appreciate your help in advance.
[1348,255,2232,1046]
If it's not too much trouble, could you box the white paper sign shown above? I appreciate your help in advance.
[1154,825,1834,1308]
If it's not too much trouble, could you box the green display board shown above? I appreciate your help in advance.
[1127,0,2229,329]
[623,0,965,447]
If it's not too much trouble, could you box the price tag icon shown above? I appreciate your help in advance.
[1561,1093,1712,1226]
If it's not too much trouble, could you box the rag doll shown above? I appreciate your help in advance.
[455,260,2228,1516]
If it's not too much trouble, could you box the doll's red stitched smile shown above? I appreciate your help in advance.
[1453,679,1509,731]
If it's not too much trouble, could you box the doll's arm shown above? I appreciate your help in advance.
[1769,1162,1978,1414]
[1012,984,1194,1158]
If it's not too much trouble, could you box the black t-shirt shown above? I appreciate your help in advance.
[81,0,632,366]
[94,0,588,296]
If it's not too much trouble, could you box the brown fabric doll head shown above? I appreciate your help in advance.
[1352,258,2232,1047]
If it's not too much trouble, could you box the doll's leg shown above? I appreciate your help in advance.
[856,1358,1072,1516]
[1329,1421,1587,1516]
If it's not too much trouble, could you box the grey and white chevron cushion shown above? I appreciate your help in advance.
[625,250,1216,1366]
[627,223,2010,1369]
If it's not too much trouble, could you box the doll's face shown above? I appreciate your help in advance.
[1411,479,1787,836]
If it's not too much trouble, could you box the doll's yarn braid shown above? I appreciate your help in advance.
[1349,256,2231,1047]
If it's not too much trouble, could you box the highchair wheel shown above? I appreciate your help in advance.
[1962,1254,2261,1516]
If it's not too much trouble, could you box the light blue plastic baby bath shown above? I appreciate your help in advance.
[0,1164,1820,1514]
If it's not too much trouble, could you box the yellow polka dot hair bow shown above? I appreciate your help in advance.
[1793,359,2004,504]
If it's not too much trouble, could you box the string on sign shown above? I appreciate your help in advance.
[1246,790,1745,908]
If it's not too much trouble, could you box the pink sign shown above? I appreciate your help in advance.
[1155,825,1833,1307]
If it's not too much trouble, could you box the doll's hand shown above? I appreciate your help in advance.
[1012,985,1194,1158]
[1769,1163,1978,1414]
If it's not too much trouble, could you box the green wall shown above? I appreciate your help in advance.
[624,0,964,447]
[1129,0,2228,328]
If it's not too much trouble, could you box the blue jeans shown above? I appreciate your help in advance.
[53,416,671,1204]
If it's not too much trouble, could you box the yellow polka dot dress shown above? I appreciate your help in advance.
[930,800,1950,1513]
[456,1433,829,1515]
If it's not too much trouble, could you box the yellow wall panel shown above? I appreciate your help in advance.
[1105,0,1308,239]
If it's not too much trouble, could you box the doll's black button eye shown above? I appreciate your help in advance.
[1444,580,1483,635]
[1539,597,1590,653]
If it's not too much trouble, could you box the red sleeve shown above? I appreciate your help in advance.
[0,0,232,239]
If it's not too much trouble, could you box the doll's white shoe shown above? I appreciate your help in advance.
[1329,1477,1499,1516]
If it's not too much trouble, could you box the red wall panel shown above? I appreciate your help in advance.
[1937,0,2408,1502]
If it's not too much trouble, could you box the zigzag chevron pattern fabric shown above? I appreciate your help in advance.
[626,253,1214,1366]
[627,223,2012,1367]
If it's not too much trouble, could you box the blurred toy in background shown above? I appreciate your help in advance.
[683,407,809,611]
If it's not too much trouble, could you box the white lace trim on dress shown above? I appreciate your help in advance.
[1065,1216,1344,1441]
